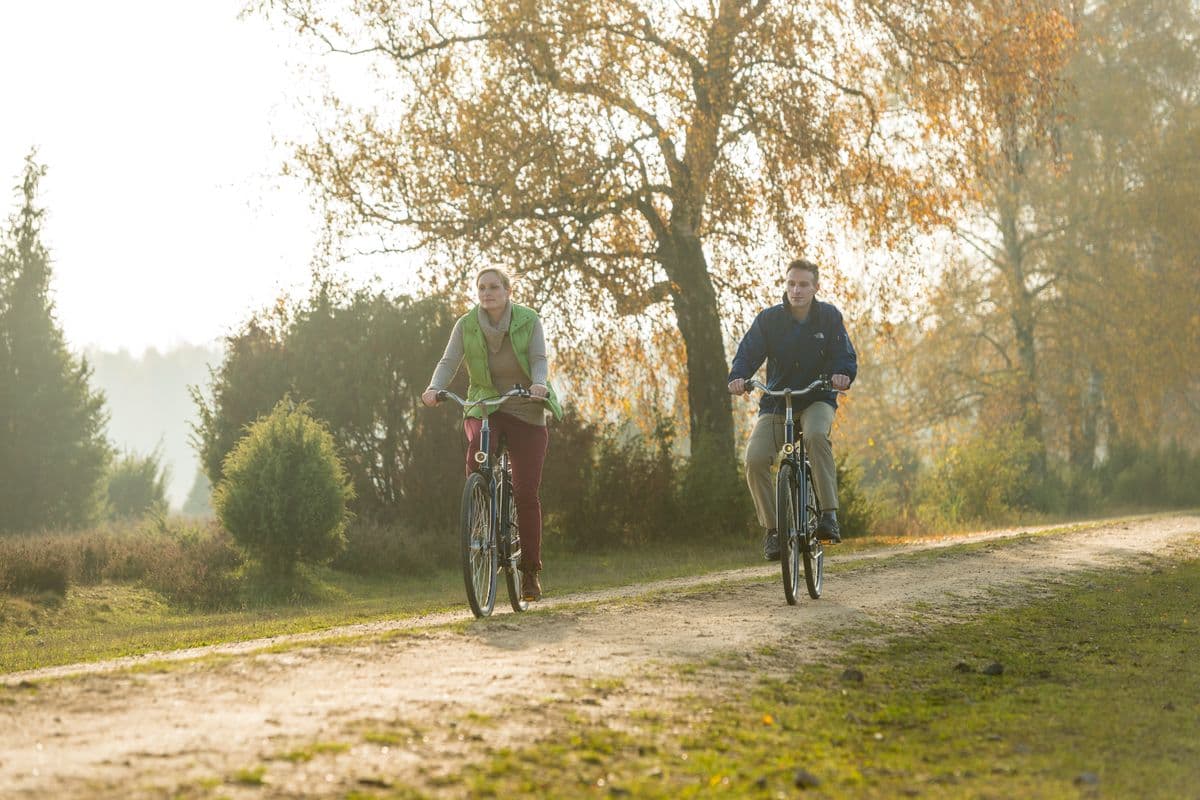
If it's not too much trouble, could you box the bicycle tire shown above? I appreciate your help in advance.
[460,472,497,618]
[800,464,823,599]
[777,461,802,605]
[501,475,528,613]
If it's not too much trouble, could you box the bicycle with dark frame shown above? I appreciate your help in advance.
[745,377,839,604]
[435,386,539,618]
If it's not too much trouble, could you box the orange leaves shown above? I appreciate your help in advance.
[262,0,1101,443]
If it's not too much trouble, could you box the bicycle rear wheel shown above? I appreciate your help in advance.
[460,472,497,618]
[800,465,823,599]
[501,475,528,613]
[777,461,802,605]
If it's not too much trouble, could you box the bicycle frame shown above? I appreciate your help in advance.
[746,377,828,602]
[763,381,813,533]
[441,389,524,547]
[747,377,825,470]
[434,386,536,616]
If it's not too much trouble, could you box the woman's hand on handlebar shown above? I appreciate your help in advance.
[421,389,441,408]
[529,383,549,399]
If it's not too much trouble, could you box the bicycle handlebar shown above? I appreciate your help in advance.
[745,377,833,397]
[435,385,535,411]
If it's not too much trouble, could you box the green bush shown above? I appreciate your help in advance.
[214,399,354,575]
[105,449,169,519]
[1101,440,1200,509]
[547,417,679,551]
[679,430,754,543]
[538,410,598,546]
[1031,464,1103,515]
[833,457,879,539]
[191,286,463,527]
[916,426,1041,527]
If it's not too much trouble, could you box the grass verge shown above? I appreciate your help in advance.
[0,512,1179,676]
[453,555,1200,798]
[1,537,762,674]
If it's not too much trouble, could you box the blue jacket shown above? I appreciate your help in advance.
[728,297,857,416]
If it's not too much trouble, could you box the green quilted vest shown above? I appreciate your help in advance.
[460,304,564,421]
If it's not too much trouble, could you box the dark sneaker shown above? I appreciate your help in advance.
[816,511,841,544]
[521,571,542,602]
[762,528,780,560]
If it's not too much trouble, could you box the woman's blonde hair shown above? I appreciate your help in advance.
[475,267,513,290]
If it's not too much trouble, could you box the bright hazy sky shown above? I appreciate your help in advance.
[1,1,398,355]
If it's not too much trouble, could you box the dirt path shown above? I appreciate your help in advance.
[2,515,1197,798]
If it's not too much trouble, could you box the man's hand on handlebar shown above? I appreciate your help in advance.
[731,375,850,396]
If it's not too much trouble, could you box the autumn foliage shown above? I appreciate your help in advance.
[257,0,1078,465]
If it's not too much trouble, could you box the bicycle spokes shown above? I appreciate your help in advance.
[469,484,492,585]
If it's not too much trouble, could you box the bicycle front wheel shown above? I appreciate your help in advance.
[460,472,497,618]
[800,466,823,599]
[777,461,802,605]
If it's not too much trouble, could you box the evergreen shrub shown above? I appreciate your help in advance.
[214,399,354,574]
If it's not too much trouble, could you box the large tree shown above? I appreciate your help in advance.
[192,279,465,526]
[1047,0,1200,455]
[0,155,110,532]
[911,0,1200,466]
[259,0,1070,463]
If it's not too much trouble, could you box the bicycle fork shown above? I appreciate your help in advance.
[780,393,811,542]
[780,392,800,534]
[470,415,500,564]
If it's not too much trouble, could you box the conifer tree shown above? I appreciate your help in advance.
[0,153,110,532]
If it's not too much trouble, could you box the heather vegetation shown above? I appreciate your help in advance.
[0,517,240,608]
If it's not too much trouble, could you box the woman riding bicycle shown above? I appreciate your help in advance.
[421,268,563,601]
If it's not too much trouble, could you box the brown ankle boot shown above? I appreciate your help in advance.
[521,571,542,602]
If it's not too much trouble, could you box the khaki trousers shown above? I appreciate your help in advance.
[744,403,837,530]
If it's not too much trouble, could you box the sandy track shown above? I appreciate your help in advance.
[2,515,1197,798]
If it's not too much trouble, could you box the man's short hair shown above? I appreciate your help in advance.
[786,258,820,284]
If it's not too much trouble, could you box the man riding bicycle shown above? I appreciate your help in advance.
[727,258,857,558]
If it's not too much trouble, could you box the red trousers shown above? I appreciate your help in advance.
[463,413,549,572]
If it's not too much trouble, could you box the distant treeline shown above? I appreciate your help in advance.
[88,344,219,510]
